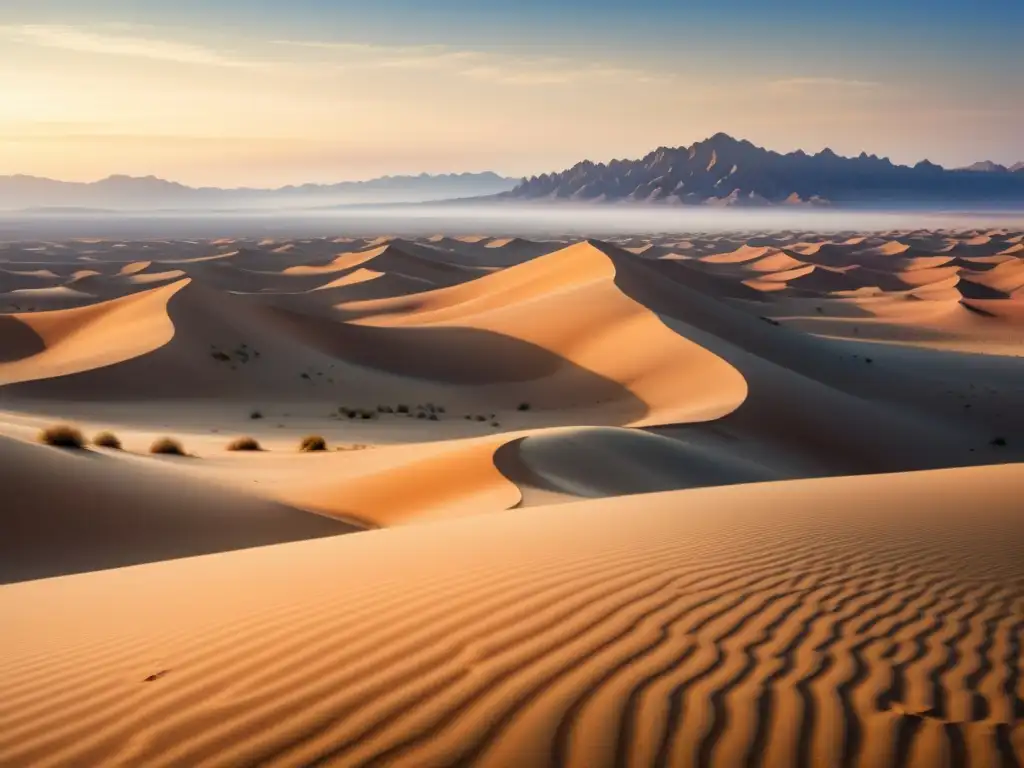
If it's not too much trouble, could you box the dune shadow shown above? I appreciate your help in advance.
[267,306,650,415]
[610,254,1024,480]
[0,315,46,363]
[0,440,361,585]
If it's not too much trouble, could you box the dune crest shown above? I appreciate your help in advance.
[0,279,187,386]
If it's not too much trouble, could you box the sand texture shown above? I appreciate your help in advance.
[1,228,1022,766]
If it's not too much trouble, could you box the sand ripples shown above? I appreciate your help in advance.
[1,465,1021,767]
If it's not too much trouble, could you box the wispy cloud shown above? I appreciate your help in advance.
[0,24,260,68]
[272,38,668,86]
[1,23,669,85]
[769,77,880,91]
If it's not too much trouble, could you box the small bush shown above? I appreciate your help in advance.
[474,415,488,422]
[396,404,410,414]
[227,436,262,452]
[517,402,531,411]
[150,437,186,456]
[416,411,427,419]
[428,413,439,421]
[300,435,327,452]
[211,351,231,362]
[93,431,122,450]
[991,436,1008,447]
[359,410,375,420]
[39,424,85,449]
[250,410,263,420]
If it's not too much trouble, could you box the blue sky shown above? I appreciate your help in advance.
[1,0,1021,184]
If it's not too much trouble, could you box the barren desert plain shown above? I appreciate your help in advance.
[2,226,1023,767]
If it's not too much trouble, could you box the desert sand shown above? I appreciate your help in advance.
[1,228,1022,766]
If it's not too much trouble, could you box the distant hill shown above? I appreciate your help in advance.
[0,172,518,211]
[502,134,1024,207]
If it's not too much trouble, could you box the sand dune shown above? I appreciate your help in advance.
[495,426,774,504]
[0,280,184,387]
[334,241,748,425]
[1,227,1022,766]
[0,434,350,584]
[2,464,1022,766]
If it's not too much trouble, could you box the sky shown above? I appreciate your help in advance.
[1,0,1022,187]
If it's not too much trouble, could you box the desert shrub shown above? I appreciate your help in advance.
[474,415,487,422]
[92,431,122,450]
[39,424,85,449]
[300,435,327,452]
[150,437,186,456]
[227,436,262,451]
[517,402,531,411]
[250,410,264,420]
[416,411,427,419]
[991,436,1008,447]
[359,410,375,420]
[211,351,231,362]
[300,372,311,380]
[396,404,410,414]
[428,413,439,421]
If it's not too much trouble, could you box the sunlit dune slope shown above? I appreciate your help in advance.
[1,463,1021,766]
[2,242,746,427]
[332,241,748,425]
[0,279,185,386]
[285,435,522,526]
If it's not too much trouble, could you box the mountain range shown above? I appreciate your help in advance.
[4,136,1024,211]
[503,134,1024,207]
[0,172,518,211]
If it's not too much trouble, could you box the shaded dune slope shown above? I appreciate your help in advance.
[605,251,1022,474]
[0,435,352,584]
[494,427,774,505]
[1,464,1021,766]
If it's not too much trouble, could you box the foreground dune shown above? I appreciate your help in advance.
[1,464,1022,767]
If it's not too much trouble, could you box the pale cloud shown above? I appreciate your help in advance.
[0,24,260,68]
[0,24,667,84]
[272,38,667,85]
[769,77,881,91]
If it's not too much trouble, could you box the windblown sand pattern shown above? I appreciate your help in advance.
[1,228,1022,766]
